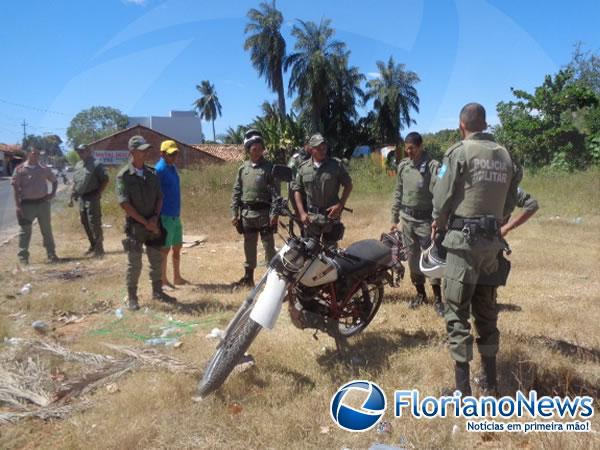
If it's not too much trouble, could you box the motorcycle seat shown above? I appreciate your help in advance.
[334,239,392,278]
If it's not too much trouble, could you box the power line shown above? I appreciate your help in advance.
[0,98,70,116]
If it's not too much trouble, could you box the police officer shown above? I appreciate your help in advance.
[11,144,59,265]
[116,135,176,310]
[292,133,353,248]
[432,103,520,396]
[501,187,539,237]
[70,144,109,257]
[231,130,279,287]
[391,132,443,315]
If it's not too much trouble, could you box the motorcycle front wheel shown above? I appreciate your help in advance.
[196,277,269,397]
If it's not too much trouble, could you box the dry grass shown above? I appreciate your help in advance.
[0,163,598,449]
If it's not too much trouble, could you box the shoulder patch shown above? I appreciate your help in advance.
[437,164,448,179]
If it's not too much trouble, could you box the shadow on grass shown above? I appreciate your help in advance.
[193,283,237,294]
[316,328,443,380]
[173,298,238,315]
[499,348,600,398]
[497,303,522,312]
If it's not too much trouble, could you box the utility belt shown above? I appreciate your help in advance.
[307,205,330,215]
[449,215,500,243]
[241,202,271,212]
[400,205,433,221]
[21,196,47,205]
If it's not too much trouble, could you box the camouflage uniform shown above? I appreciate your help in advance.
[72,155,108,255]
[116,161,164,301]
[231,157,279,270]
[291,157,352,247]
[433,132,519,385]
[391,152,440,289]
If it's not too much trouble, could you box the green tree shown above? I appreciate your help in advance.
[65,150,80,166]
[251,113,305,163]
[323,52,366,157]
[284,18,346,133]
[365,56,420,145]
[565,42,600,94]
[194,80,223,142]
[221,125,247,144]
[422,129,461,162]
[66,106,128,148]
[244,0,287,117]
[496,69,598,170]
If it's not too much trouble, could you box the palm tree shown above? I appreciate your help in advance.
[365,56,420,144]
[244,0,287,118]
[222,125,247,144]
[324,52,366,156]
[284,19,346,132]
[194,80,223,141]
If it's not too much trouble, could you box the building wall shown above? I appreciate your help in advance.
[128,111,203,144]
[87,126,222,168]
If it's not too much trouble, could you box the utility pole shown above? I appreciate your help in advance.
[21,119,27,142]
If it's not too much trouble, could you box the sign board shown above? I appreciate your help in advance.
[93,150,129,166]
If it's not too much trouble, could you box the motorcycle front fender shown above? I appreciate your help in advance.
[249,270,289,329]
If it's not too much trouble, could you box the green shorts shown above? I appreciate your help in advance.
[161,215,183,248]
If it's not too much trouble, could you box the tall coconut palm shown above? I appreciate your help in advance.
[194,80,223,141]
[244,0,287,118]
[365,56,420,144]
[324,52,366,156]
[284,18,346,132]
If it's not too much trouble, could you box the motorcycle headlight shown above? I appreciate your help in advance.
[281,244,306,272]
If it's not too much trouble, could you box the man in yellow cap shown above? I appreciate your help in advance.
[156,140,188,288]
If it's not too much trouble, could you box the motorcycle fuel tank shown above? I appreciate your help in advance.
[299,256,338,287]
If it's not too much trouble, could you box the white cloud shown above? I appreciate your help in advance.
[366,72,381,79]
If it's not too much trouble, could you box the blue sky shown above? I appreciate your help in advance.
[0,0,598,146]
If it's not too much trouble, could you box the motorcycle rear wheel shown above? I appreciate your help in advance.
[197,301,262,397]
[337,281,384,337]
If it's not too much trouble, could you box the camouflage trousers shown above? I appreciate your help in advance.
[123,222,165,293]
[242,214,276,269]
[79,197,103,252]
[443,247,500,363]
[305,214,344,248]
[17,199,56,261]
[401,218,440,286]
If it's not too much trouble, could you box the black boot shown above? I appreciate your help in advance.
[234,268,255,288]
[409,284,426,308]
[432,285,444,317]
[127,288,140,311]
[152,281,176,303]
[480,356,499,397]
[455,362,472,396]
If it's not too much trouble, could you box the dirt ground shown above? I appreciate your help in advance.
[0,168,599,450]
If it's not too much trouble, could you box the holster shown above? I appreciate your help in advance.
[235,220,244,234]
[478,253,511,286]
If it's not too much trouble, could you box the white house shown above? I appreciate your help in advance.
[128,110,204,144]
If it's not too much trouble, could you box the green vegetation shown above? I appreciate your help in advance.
[193,80,223,142]
[66,106,128,149]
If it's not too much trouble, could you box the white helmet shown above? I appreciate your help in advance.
[419,234,447,279]
[243,129,264,149]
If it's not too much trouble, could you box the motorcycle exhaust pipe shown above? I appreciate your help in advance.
[249,270,288,329]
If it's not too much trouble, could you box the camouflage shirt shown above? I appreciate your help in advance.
[291,157,352,210]
[231,157,279,219]
[72,156,108,197]
[391,152,439,223]
[116,162,162,219]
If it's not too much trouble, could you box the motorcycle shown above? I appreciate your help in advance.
[197,165,405,397]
